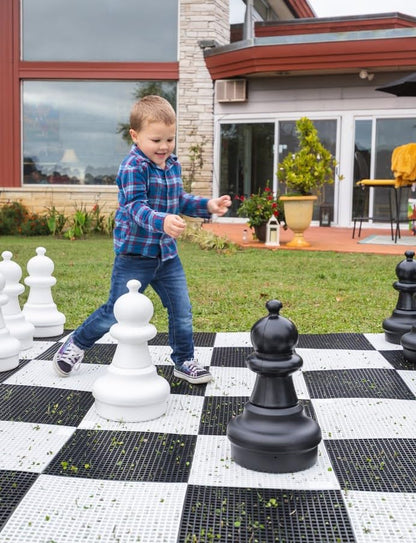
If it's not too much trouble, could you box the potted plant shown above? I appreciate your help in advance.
[277,117,340,247]
[235,184,285,242]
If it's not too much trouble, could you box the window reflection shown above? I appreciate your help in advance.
[22,0,178,62]
[375,118,416,220]
[352,119,372,220]
[352,117,416,221]
[278,119,337,221]
[219,123,274,217]
[22,81,176,186]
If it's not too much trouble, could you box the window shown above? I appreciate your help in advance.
[220,119,338,220]
[219,123,275,217]
[352,119,372,219]
[352,117,416,221]
[278,119,337,221]
[22,0,178,61]
[23,81,176,185]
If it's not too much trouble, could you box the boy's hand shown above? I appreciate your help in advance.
[163,214,186,238]
[207,195,232,216]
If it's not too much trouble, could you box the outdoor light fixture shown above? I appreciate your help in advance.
[265,216,280,246]
[319,205,332,227]
[359,70,374,81]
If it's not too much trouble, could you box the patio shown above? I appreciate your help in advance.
[203,223,416,256]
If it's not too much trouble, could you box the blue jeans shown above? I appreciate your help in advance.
[73,254,194,367]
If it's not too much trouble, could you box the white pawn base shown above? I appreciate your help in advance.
[0,329,20,372]
[31,323,64,338]
[93,365,170,422]
[22,302,65,337]
[4,314,34,350]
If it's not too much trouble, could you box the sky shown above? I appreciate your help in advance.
[308,0,416,18]
[230,0,416,23]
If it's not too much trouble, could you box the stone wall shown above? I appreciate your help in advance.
[0,186,118,217]
[177,0,230,197]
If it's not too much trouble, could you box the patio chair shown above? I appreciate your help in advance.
[353,143,416,242]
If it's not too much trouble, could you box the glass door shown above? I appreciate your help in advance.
[352,120,372,220]
[375,118,416,220]
[278,119,337,221]
[219,122,275,217]
[352,117,416,223]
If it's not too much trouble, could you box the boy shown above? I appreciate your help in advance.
[53,95,231,384]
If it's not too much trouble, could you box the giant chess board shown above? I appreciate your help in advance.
[0,330,415,542]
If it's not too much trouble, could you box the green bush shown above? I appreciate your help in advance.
[64,203,114,239]
[45,206,67,236]
[0,201,30,235]
[0,201,115,239]
[20,213,50,236]
[181,223,238,254]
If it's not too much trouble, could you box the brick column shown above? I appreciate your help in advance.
[178,0,229,198]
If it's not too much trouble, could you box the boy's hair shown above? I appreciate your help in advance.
[130,95,176,131]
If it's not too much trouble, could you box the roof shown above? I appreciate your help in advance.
[205,13,416,79]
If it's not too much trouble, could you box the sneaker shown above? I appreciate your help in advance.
[53,335,84,377]
[173,360,212,384]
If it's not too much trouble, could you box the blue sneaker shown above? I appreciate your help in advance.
[173,360,212,384]
[53,335,84,377]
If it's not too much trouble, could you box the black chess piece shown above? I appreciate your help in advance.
[400,326,416,363]
[382,250,416,344]
[227,300,321,473]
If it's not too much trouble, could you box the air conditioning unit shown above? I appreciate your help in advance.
[216,79,247,103]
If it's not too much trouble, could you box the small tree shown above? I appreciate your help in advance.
[277,117,340,195]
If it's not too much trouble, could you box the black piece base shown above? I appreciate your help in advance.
[230,442,318,473]
[384,330,404,345]
[382,311,416,344]
[227,402,321,473]
[400,328,416,363]
[401,347,416,363]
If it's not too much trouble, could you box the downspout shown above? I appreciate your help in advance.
[243,0,254,41]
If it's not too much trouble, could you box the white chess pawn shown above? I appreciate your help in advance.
[0,251,35,350]
[22,247,66,338]
[93,279,170,422]
[0,272,21,372]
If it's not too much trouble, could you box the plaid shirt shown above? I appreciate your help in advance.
[113,145,210,261]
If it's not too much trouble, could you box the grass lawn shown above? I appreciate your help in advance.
[0,235,401,334]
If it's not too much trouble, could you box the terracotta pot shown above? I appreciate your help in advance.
[280,195,317,247]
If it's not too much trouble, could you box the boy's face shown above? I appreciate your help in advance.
[130,121,176,168]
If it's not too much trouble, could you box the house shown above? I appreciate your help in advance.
[0,0,230,214]
[206,2,416,226]
[1,0,416,228]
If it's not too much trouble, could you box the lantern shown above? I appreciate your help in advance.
[319,204,332,227]
[265,216,280,246]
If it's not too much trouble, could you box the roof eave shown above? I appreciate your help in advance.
[204,29,416,80]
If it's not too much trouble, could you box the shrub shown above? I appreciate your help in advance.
[103,211,115,236]
[0,201,30,235]
[45,206,67,236]
[235,183,285,228]
[182,223,238,254]
[20,213,50,236]
[277,117,340,195]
